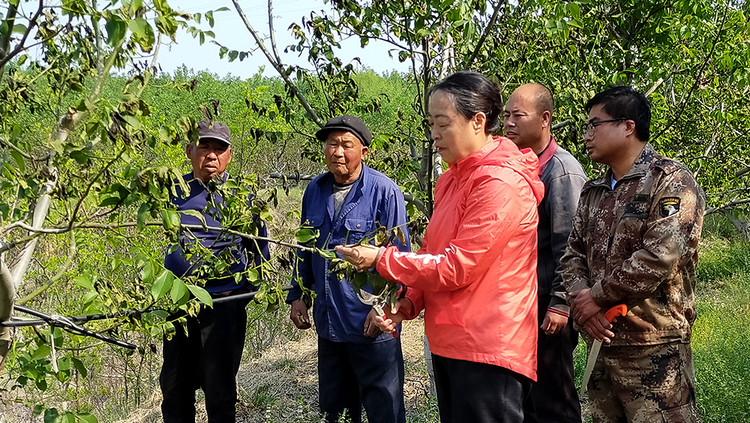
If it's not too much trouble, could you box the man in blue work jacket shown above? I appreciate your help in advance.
[287,115,410,423]
[161,120,269,422]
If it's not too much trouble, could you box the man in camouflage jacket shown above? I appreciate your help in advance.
[560,86,705,422]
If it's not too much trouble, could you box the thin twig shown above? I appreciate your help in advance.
[232,0,324,127]
[465,0,506,68]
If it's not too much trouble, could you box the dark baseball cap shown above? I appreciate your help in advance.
[315,115,372,146]
[197,120,231,145]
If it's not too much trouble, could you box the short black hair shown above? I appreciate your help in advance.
[429,71,503,134]
[585,86,650,141]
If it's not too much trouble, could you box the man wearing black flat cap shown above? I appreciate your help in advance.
[287,115,410,423]
[160,120,269,422]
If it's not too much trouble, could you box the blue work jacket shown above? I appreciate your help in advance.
[164,173,269,294]
[287,165,410,343]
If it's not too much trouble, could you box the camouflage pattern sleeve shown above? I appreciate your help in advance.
[589,166,705,307]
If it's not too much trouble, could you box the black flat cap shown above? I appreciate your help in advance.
[197,120,231,145]
[315,115,372,146]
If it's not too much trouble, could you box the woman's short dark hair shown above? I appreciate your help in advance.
[428,71,503,134]
[585,86,651,142]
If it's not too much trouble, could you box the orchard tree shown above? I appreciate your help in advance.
[0,0,297,418]
[223,0,750,237]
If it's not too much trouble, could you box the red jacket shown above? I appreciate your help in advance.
[377,137,544,381]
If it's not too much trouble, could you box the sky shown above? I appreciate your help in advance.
[157,0,411,79]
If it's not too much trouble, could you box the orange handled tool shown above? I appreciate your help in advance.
[604,304,628,322]
[580,304,628,396]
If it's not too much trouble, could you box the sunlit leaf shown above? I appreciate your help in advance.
[187,285,213,307]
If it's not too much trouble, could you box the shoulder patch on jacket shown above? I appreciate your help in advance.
[654,158,684,175]
[659,197,681,217]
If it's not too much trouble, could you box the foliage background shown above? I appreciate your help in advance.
[0,0,749,421]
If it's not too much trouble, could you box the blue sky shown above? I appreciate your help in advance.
[157,0,411,79]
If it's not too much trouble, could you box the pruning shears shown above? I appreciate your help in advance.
[579,304,628,396]
[356,289,398,339]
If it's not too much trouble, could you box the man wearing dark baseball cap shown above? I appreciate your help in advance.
[287,115,410,423]
[184,120,233,183]
[198,120,232,146]
[160,120,270,422]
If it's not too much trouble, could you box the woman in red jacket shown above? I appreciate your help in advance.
[337,71,545,423]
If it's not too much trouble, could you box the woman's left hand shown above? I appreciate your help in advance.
[335,244,382,270]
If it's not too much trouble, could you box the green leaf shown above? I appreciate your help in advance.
[70,150,89,165]
[137,203,149,231]
[128,18,155,52]
[33,404,44,417]
[130,0,143,13]
[98,196,121,207]
[12,23,27,35]
[9,150,25,173]
[44,408,59,423]
[71,357,88,378]
[153,0,169,13]
[31,344,51,360]
[151,270,174,300]
[76,413,98,423]
[170,277,188,303]
[123,115,142,130]
[228,50,238,62]
[246,268,259,282]
[73,271,94,290]
[187,285,213,307]
[155,15,178,41]
[569,2,581,20]
[62,412,76,423]
[180,209,207,228]
[295,228,318,244]
[351,272,367,292]
[162,209,180,231]
[105,16,127,47]
[150,309,170,319]
[142,260,154,284]
[82,290,98,305]
[316,249,337,260]
[368,274,388,294]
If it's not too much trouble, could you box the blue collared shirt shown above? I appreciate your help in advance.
[287,165,410,343]
[164,173,269,293]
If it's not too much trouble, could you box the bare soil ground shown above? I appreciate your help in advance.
[117,317,434,423]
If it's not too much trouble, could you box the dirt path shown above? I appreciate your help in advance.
[119,317,433,423]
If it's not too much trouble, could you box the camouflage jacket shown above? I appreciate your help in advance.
[560,143,705,346]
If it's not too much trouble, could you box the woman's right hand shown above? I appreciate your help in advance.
[373,298,410,336]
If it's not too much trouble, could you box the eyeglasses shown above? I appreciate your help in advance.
[582,118,629,136]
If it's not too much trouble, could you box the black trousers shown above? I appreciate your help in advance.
[432,354,532,423]
[160,296,248,423]
[318,337,406,423]
[524,297,582,423]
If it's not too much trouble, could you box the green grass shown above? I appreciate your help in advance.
[693,236,750,422]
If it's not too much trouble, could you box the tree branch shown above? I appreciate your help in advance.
[16,230,76,305]
[232,0,324,127]
[465,0,506,68]
[1,221,320,254]
[652,4,729,141]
